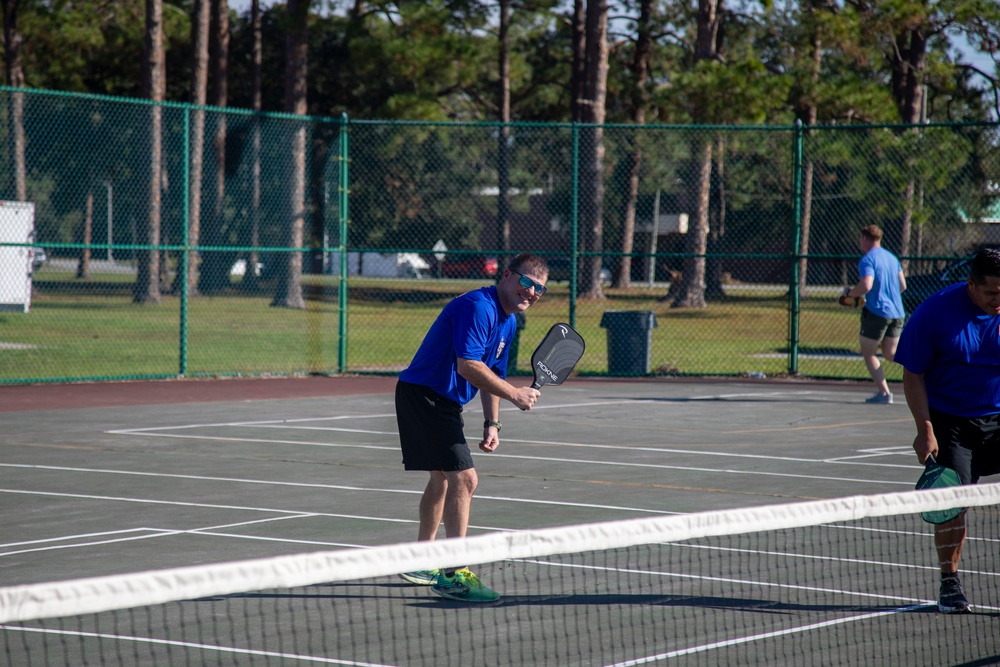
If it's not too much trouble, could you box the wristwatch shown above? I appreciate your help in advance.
[484,419,502,431]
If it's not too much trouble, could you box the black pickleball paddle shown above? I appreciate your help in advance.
[530,322,586,390]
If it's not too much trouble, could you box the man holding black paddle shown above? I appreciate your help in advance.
[895,247,1000,614]
[394,252,550,603]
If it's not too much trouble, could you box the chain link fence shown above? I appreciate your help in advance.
[1,87,998,385]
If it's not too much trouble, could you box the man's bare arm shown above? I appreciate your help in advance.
[457,358,539,411]
[903,368,936,463]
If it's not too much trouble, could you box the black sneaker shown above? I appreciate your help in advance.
[938,575,971,614]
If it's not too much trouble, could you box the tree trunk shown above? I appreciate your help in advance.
[798,159,815,293]
[182,0,210,296]
[497,0,511,254]
[578,0,609,300]
[272,0,308,310]
[198,0,230,294]
[797,14,821,295]
[570,0,586,123]
[615,0,652,290]
[2,0,26,202]
[889,26,927,274]
[705,135,726,298]
[134,0,163,305]
[243,0,263,291]
[671,0,722,308]
[672,138,710,308]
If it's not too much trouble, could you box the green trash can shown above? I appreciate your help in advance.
[600,310,658,375]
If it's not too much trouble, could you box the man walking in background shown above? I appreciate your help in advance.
[842,224,906,404]
[394,253,549,602]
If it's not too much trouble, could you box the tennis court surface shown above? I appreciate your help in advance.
[1,376,998,665]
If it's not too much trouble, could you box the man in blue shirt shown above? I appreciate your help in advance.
[394,252,549,602]
[843,224,907,404]
[895,247,1000,613]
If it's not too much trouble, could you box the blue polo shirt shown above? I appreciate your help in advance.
[859,246,905,319]
[895,282,1000,417]
[399,286,515,406]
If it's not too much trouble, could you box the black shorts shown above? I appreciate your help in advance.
[395,380,474,472]
[930,409,1000,485]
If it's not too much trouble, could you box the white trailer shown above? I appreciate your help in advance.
[328,251,429,279]
[0,201,35,312]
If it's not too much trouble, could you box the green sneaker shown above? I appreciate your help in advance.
[431,568,499,602]
[399,569,439,586]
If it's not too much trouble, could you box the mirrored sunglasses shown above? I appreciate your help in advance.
[513,271,546,296]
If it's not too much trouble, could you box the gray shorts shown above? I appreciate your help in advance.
[860,308,903,342]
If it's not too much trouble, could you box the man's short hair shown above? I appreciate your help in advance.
[508,252,549,278]
[969,247,1000,284]
[861,225,883,242]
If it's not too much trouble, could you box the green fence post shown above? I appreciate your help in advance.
[788,119,804,375]
[570,122,579,327]
[179,105,190,376]
[337,113,350,373]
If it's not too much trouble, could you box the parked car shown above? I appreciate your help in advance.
[433,254,498,279]
[902,257,971,315]
[546,256,612,286]
[29,247,47,271]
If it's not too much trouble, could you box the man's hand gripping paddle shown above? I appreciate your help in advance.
[530,323,586,390]
[915,454,963,524]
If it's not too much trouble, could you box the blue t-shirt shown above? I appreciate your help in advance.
[858,246,905,319]
[399,286,515,406]
[894,282,1000,417]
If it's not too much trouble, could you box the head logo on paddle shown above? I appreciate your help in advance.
[530,322,585,390]
[915,454,963,524]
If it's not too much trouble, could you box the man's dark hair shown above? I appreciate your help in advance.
[969,247,1000,284]
[508,252,549,278]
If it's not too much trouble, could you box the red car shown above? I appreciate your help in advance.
[434,254,499,279]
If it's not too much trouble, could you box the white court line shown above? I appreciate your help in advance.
[0,626,395,667]
[104,391,837,435]
[105,432,401,452]
[203,424,922,470]
[103,395,923,472]
[92,430,925,482]
[605,605,929,666]
[528,560,932,608]
[0,515,317,558]
[106,413,399,433]
[673,540,1000,577]
[251,424,394,435]
[190,531,366,549]
[1,456,914,530]
[488,452,915,487]
[0,463,680,515]
[0,527,168,548]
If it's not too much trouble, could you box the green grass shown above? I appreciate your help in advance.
[0,269,887,384]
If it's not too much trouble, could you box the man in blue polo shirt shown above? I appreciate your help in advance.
[895,247,1000,614]
[394,252,549,602]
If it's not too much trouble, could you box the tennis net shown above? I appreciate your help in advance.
[2,483,998,666]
